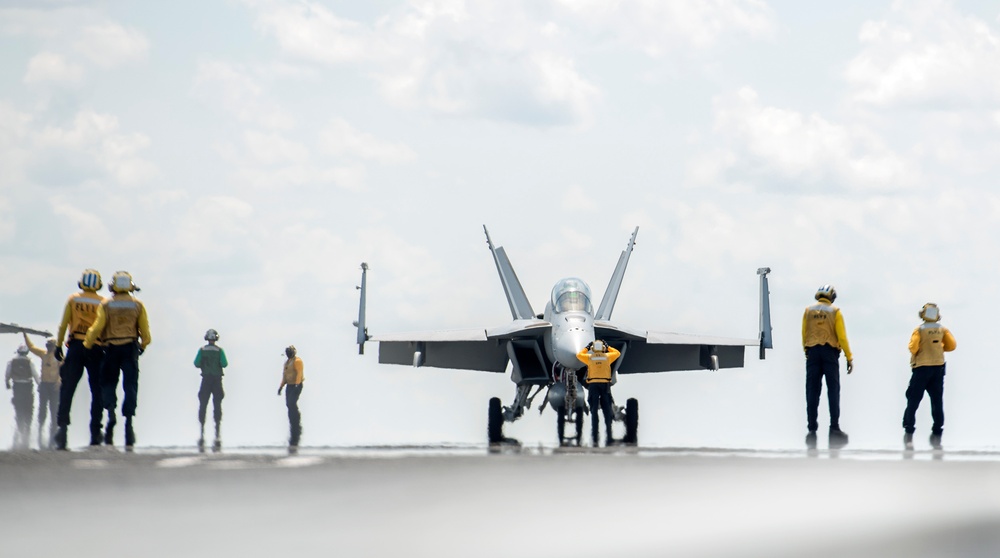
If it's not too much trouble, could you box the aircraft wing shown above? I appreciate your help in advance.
[373,320,550,372]
[595,321,756,373]
[0,323,53,337]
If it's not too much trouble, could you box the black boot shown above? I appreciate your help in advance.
[212,422,221,453]
[124,417,135,451]
[903,432,914,451]
[104,412,117,446]
[829,427,849,449]
[805,431,818,450]
[929,432,943,450]
[54,426,67,451]
[89,425,103,447]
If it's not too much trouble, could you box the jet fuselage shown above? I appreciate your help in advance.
[543,277,596,370]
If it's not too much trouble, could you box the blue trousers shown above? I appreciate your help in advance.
[805,344,841,432]
[285,384,302,445]
[57,340,104,432]
[101,343,140,417]
[903,365,945,435]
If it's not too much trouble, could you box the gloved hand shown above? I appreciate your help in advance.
[847,360,854,374]
[586,342,593,350]
[138,345,145,356]
[277,386,283,396]
[55,347,64,361]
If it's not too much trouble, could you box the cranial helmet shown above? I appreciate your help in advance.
[45,338,58,349]
[815,285,837,302]
[920,303,941,322]
[285,345,296,358]
[79,269,102,291]
[15,345,28,356]
[205,329,220,342]
[592,340,607,353]
[109,271,138,293]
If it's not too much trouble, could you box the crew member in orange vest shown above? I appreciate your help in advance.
[802,284,853,448]
[84,271,151,451]
[903,303,956,450]
[577,340,621,447]
[54,269,106,450]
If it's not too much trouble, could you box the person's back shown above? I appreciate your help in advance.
[54,269,106,450]
[84,271,151,450]
[194,329,228,452]
[903,303,956,450]
[6,347,39,449]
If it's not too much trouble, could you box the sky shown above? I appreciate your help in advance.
[2,0,1000,451]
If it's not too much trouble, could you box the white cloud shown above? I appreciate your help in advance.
[33,109,156,185]
[23,51,84,84]
[74,22,149,68]
[247,0,375,64]
[2,8,150,87]
[695,87,914,192]
[846,0,1000,107]
[551,0,776,54]
[319,119,416,164]
[192,60,296,130]
[243,130,310,165]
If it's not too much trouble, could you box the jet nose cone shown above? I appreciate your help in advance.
[556,330,593,369]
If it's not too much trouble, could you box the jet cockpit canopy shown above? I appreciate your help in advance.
[551,277,593,315]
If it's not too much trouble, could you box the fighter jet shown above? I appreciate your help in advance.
[355,227,772,446]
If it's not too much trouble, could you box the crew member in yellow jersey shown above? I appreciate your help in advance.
[54,269,106,450]
[83,271,151,451]
[577,340,621,446]
[903,303,956,450]
[802,285,853,448]
[23,332,62,449]
[277,345,304,454]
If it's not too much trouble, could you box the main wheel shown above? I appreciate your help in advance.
[624,398,639,446]
[488,397,503,444]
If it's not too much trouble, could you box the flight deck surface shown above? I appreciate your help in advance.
[2,445,999,557]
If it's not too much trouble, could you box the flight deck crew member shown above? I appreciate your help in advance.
[903,303,956,451]
[577,340,621,447]
[54,269,106,450]
[24,332,62,449]
[83,271,150,451]
[802,285,853,448]
[6,345,40,450]
[277,346,303,454]
[194,329,228,452]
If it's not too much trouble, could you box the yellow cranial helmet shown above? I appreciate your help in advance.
[78,269,102,291]
[110,271,138,293]
[920,303,940,322]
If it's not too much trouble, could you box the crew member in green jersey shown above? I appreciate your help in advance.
[194,329,228,452]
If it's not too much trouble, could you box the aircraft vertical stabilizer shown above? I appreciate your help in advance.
[595,227,639,321]
[483,226,535,320]
[355,263,369,354]
[757,267,773,359]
